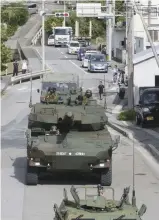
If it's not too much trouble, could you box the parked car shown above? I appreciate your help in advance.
[67,41,80,54]
[47,34,54,46]
[88,54,108,73]
[82,51,99,68]
[77,47,87,60]
[135,87,159,127]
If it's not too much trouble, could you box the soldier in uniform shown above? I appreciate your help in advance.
[82,90,92,105]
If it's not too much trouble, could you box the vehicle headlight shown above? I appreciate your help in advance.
[143,108,149,112]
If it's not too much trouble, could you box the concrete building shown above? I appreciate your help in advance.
[134,0,159,50]
[112,26,126,63]
[133,45,159,105]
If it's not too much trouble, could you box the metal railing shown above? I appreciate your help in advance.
[31,27,42,45]
[11,69,50,85]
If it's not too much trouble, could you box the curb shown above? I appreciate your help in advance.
[1,77,11,95]
[107,120,159,162]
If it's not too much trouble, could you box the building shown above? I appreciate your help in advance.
[133,45,159,105]
[134,0,159,50]
[112,21,126,63]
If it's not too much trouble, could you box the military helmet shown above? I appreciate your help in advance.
[85,89,92,98]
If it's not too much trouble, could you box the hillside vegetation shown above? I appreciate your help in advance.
[45,1,125,39]
[1,3,29,72]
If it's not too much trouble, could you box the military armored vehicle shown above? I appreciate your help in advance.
[26,87,120,186]
[37,72,79,103]
[53,185,147,220]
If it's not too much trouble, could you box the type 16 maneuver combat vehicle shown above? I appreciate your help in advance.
[26,86,120,185]
[53,185,147,220]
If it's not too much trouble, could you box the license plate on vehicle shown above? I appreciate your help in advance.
[146,116,154,120]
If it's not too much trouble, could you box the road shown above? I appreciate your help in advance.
[35,46,119,107]
[1,79,159,220]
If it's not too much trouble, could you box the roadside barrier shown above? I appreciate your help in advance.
[10,69,50,85]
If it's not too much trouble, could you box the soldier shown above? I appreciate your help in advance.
[98,81,104,100]
[13,60,19,76]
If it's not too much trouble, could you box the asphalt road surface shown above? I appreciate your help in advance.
[35,46,119,106]
[1,80,159,220]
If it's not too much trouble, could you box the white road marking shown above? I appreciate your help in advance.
[69,60,88,75]
[61,52,64,54]
[64,55,68,58]
[34,48,53,72]
[17,87,28,91]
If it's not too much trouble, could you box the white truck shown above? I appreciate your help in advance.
[52,26,72,47]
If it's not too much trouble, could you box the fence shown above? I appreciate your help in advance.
[10,69,50,85]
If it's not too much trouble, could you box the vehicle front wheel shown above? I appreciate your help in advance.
[135,114,141,125]
[26,173,38,185]
[100,163,112,186]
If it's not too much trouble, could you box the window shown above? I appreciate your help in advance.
[27,4,37,9]
[148,30,159,42]
[91,55,106,62]
[142,91,159,104]
[54,29,70,35]
[70,43,79,47]
[155,76,159,87]
[154,30,159,42]
[142,6,157,17]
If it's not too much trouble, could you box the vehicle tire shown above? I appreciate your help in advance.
[26,172,38,185]
[141,121,147,128]
[135,114,140,125]
[100,163,112,186]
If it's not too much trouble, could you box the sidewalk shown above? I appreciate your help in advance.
[94,93,159,161]
[107,112,159,162]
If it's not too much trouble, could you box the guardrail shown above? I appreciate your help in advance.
[11,69,50,85]
[31,27,42,45]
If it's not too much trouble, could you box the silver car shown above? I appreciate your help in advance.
[88,54,108,73]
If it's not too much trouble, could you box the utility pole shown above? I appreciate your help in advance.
[148,0,151,27]
[134,2,159,69]
[42,0,45,71]
[63,0,66,27]
[127,1,134,109]
[106,0,112,62]
[125,0,128,74]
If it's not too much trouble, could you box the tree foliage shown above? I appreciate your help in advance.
[1,3,29,27]
[1,44,12,72]
[45,12,106,39]
[1,3,29,71]
[115,1,126,23]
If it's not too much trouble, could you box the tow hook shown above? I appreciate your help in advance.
[90,164,93,170]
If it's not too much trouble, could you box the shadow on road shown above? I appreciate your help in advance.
[12,157,100,185]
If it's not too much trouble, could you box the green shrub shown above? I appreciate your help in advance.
[118,110,136,121]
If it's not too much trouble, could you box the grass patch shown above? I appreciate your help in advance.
[1,62,22,76]
[118,109,136,121]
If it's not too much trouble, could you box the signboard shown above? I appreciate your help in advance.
[76,3,101,17]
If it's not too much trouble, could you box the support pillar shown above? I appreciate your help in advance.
[89,20,92,38]
[75,21,79,37]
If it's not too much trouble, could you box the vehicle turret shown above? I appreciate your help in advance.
[28,89,108,133]
[53,185,147,220]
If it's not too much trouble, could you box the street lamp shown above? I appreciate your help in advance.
[63,0,66,27]
[40,0,46,71]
